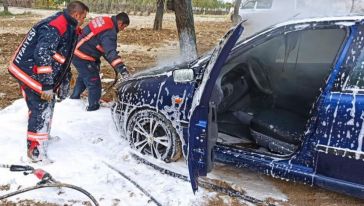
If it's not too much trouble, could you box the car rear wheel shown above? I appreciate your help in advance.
[127,109,181,162]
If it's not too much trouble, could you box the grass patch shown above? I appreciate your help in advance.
[0,10,13,16]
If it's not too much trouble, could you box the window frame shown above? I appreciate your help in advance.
[341,27,364,93]
[331,26,362,94]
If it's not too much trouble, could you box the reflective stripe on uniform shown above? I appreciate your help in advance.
[74,49,96,61]
[53,53,66,64]
[76,32,95,49]
[8,63,43,94]
[27,131,48,141]
[8,31,44,94]
[111,58,123,68]
[96,44,105,53]
[36,66,52,74]
[74,32,96,61]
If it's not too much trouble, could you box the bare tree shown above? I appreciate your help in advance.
[232,0,242,24]
[153,0,165,30]
[3,0,9,13]
[106,0,112,13]
[350,0,355,13]
[172,0,197,61]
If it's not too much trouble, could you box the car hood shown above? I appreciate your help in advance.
[132,62,189,79]
[129,52,212,80]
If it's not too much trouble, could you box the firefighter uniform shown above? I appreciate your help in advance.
[70,16,126,111]
[8,10,80,161]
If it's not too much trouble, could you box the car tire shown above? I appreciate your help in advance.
[127,109,182,162]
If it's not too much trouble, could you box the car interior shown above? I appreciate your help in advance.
[213,28,347,156]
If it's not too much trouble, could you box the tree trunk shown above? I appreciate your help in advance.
[105,0,112,13]
[350,0,355,13]
[153,0,164,30]
[232,0,242,24]
[3,0,9,12]
[174,0,197,61]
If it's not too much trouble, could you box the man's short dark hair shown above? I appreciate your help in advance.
[116,12,130,25]
[67,1,89,14]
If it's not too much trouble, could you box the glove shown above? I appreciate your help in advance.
[41,90,54,102]
[115,64,129,75]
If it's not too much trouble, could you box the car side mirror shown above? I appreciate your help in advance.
[173,69,194,82]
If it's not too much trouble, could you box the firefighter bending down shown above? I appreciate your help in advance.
[70,12,131,111]
[8,1,89,163]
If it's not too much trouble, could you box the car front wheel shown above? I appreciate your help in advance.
[127,109,181,162]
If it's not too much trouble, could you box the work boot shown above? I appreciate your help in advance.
[86,104,100,112]
[27,140,53,163]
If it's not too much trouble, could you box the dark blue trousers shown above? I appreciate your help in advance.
[23,86,55,141]
[70,58,101,108]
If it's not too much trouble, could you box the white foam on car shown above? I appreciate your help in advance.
[0,99,286,205]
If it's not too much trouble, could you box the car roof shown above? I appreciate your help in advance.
[274,15,364,28]
[238,15,364,45]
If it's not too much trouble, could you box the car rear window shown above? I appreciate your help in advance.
[343,48,364,91]
[342,26,364,91]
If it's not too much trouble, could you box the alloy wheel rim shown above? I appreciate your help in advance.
[132,117,172,160]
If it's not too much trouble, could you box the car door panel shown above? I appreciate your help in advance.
[188,24,244,192]
[314,25,364,187]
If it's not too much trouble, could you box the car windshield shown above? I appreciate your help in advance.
[131,25,239,79]
[190,27,238,70]
[189,51,212,66]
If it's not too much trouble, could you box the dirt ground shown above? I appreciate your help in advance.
[0,10,363,206]
[0,12,231,108]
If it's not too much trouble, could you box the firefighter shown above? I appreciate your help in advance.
[70,12,130,111]
[8,1,89,163]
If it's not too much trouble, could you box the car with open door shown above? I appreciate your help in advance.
[112,16,364,199]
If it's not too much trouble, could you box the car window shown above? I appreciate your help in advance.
[296,29,345,64]
[237,28,345,115]
[274,29,345,65]
[275,32,299,64]
[241,1,256,9]
[256,0,273,9]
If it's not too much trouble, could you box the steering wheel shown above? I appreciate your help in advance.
[247,57,272,95]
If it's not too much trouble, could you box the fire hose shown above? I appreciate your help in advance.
[103,161,162,206]
[0,164,99,206]
[100,71,131,103]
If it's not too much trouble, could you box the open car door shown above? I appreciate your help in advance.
[188,23,244,193]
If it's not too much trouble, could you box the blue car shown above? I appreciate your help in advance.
[112,16,364,199]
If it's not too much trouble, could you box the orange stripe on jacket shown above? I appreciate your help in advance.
[74,32,96,61]
[8,64,43,94]
[74,49,96,61]
[111,58,123,68]
[53,53,66,64]
[36,66,52,74]
[8,31,43,94]
[96,45,105,53]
